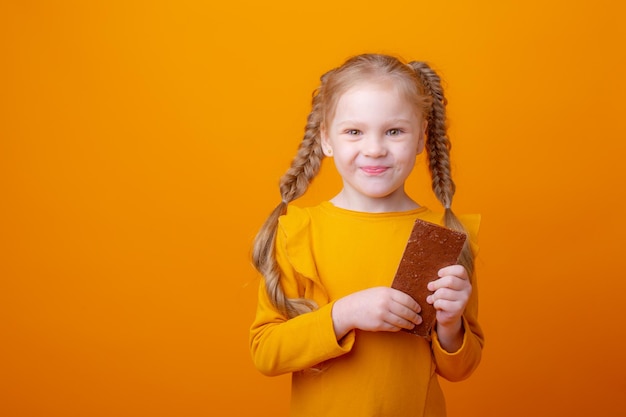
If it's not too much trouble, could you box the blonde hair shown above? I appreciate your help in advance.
[252,54,474,318]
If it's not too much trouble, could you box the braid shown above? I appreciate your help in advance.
[252,88,325,318]
[408,61,475,277]
[279,90,325,202]
[408,62,454,208]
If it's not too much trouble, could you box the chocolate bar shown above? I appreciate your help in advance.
[391,218,467,339]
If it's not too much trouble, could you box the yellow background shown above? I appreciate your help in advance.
[1,1,625,416]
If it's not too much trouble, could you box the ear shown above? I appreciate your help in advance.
[416,120,427,154]
[320,125,333,157]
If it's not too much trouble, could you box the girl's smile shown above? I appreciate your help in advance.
[361,166,390,175]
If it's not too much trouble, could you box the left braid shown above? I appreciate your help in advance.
[408,61,475,277]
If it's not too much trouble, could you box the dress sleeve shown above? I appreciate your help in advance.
[249,208,356,376]
[431,214,485,382]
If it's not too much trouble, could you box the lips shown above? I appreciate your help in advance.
[361,166,389,175]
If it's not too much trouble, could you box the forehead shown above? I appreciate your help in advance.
[330,80,420,122]
[339,79,405,100]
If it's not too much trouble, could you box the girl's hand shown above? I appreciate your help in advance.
[332,287,422,340]
[427,264,472,351]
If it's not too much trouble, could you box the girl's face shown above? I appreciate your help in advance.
[321,80,426,212]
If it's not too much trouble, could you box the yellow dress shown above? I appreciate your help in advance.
[250,202,483,417]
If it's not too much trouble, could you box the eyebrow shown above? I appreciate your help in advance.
[335,118,414,126]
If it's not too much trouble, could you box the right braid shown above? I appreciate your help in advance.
[408,61,475,278]
[252,86,326,318]
[279,89,325,203]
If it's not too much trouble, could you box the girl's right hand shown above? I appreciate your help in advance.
[331,287,422,340]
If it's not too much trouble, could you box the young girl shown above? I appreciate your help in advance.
[250,53,483,417]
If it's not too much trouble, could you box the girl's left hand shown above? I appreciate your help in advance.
[426,264,471,329]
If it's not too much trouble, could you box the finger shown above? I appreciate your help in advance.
[390,290,421,313]
[389,303,422,325]
[427,287,469,306]
[432,297,463,313]
[428,275,471,292]
[384,313,419,330]
[427,276,455,292]
[428,288,457,303]
[438,264,468,280]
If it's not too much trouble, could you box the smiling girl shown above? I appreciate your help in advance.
[250,54,483,417]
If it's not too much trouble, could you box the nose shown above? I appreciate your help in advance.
[362,134,387,157]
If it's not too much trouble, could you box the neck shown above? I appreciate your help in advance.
[329,189,420,213]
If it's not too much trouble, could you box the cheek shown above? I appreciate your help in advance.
[332,150,360,173]
[333,146,357,160]
[397,143,419,162]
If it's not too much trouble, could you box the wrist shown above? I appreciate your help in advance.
[331,297,353,340]
[435,318,464,352]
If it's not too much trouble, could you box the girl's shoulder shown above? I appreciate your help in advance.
[277,202,341,239]
[277,204,312,232]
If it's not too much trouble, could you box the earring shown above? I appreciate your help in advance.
[326,148,333,156]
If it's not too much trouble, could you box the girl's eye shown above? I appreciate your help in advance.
[346,129,360,135]
[387,129,402,136]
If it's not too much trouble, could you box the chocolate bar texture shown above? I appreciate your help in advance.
[391,219,467,338]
